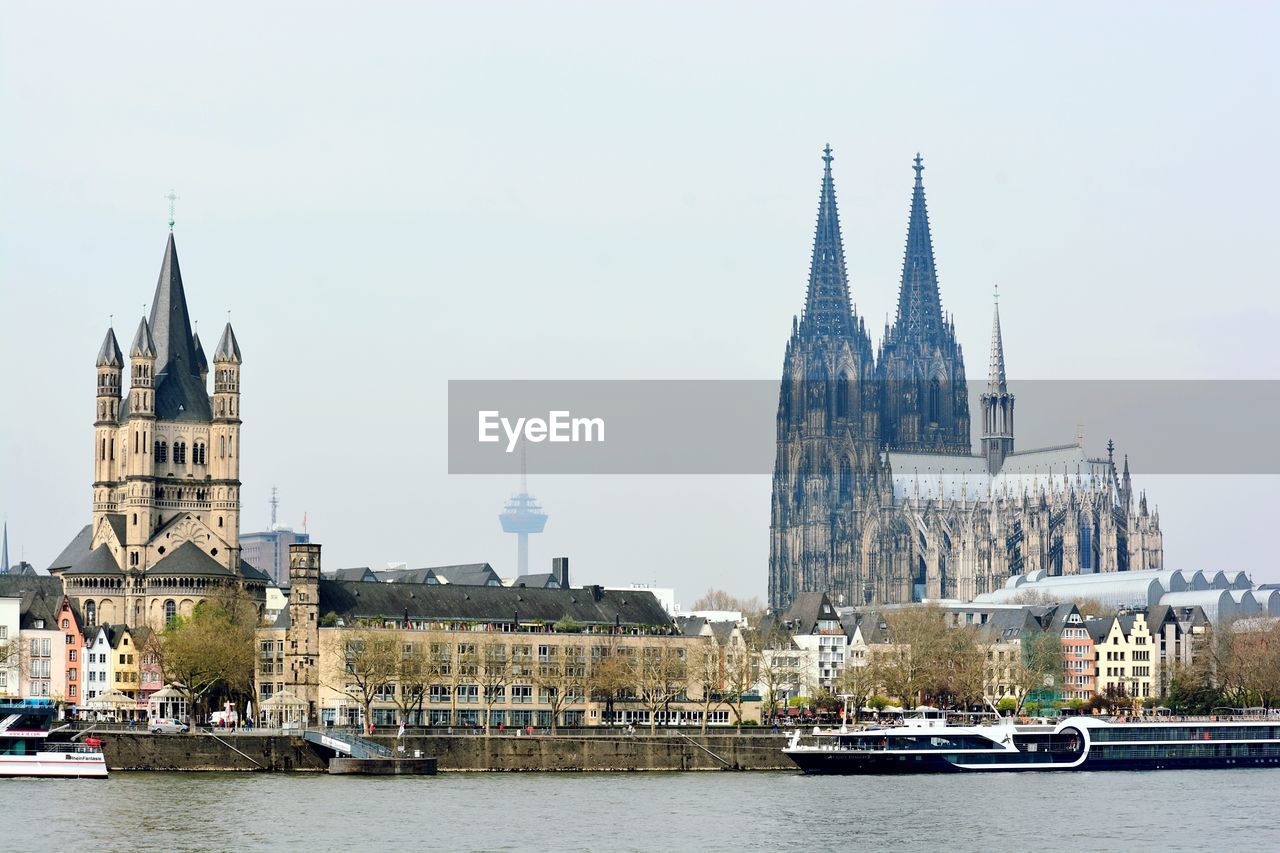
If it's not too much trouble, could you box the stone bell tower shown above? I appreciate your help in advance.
[285,542,322,723]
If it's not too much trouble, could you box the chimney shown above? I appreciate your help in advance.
[552,556,569,589]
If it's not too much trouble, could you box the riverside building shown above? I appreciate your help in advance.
[261,544,761,729]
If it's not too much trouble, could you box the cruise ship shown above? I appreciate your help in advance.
[0,699,108,778]
[783,709,1280,774]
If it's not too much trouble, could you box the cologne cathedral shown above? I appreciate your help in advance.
[768,148,1163,610]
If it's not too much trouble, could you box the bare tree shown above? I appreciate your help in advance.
[587,643,633,726]
[533,642,589,734]
[834,662,877,723]
[688,640,726,734]
[323,623,399,730]
[477,638,510,735]
[632,645,689,734]
[690,589,765,619]
[869,606,948,709]
[392,639,431,727]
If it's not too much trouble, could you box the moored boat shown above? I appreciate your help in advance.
[1,698,108,778]
[783,708,1280,774]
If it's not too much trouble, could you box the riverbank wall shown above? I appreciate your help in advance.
[99,732,794,772]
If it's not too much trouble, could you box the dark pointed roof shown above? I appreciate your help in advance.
[147,235,213,421]
[192,331,209,376]
[63,544,123,576]
[987,300,1007,393]
[48,525,93,572]
[130,316,156,359]
[213,322,241,364]
[147,541,234,578]
[799,145,856,338]
[893,154,945,342]
[96,328,124,368]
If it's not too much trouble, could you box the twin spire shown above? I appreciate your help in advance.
[800,145,855,338]
[893,153,945,342]
[988,296,1007,393]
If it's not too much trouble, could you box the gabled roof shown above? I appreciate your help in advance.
[375,563,503,586]
[239,559,270,582]
[0,576,65,629]
[96,328,124,368]
[1084,617,1116,644]
[278,580,675,630]
[781,592,840,635]
[329,567,379,582]
[48,525,93,572]
[515,572,560,589]
[677,616,708,637]
[148,542,234,577]
[63,544,123,576]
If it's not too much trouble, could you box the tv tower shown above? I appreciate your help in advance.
[498,450,547,576]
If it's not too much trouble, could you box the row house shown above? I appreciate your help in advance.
[1087,612,1156,702]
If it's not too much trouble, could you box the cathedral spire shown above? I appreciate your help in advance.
[894,153,944,341]
[800,145,854,337]
[96,327,124,368]
[988,291,1007,393]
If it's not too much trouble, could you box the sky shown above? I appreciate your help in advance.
[2,2,1278,603]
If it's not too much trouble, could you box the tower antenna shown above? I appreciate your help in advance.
[270,486,279,528]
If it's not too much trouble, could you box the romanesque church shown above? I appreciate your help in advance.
[47,232,268,628]
[768,149,1163,610]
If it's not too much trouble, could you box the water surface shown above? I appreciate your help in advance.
[5,769,1274,851]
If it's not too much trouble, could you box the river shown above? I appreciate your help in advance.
[5,769,1277,851]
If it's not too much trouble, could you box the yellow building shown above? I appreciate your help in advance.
[257,545,760,730]
[1088,612,1155,704]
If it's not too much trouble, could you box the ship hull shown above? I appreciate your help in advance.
[0,752,109,779]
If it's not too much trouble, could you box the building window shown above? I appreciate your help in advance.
[164,600,177,623]
[173,442,187,464]
[194,442,206,465]
[85,600,96,626]
[155,440,167,463]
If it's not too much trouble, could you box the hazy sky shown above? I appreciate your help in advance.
[2,2,1277,601]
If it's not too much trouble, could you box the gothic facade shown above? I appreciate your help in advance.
[768,150,1163,610]
[48,232,268,628]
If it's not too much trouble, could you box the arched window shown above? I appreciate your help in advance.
[839,457,852,500]
[154,440,167,464]
[173,442,187,464]
[195,442,206,465]
[928,378,942,425]
[164,600,177,624]
[85,600,96,626]
[835,372,850,418]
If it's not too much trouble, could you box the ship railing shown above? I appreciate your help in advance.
[37,742,103,754]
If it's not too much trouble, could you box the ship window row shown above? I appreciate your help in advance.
[1094,743,1280,759]
[1090,726,1280,742]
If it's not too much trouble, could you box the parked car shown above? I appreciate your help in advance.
[208,711,238,727]
[149,718,189,734]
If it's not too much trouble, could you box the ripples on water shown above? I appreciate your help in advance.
[4,769,1277,852]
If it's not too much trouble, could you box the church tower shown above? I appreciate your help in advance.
[980,296,1014,474]
[285,542,322,723]
[51,230,264,629]
[769,146,879,610]
[875,155,970,453]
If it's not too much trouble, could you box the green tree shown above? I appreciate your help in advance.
[150,590,256,723]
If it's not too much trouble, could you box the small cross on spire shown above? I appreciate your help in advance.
[913,153,924,181]
[165,189,180,231]
[822,144,833,167]
[993,283,1000,303]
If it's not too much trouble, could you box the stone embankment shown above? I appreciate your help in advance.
[99,731,795,772]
